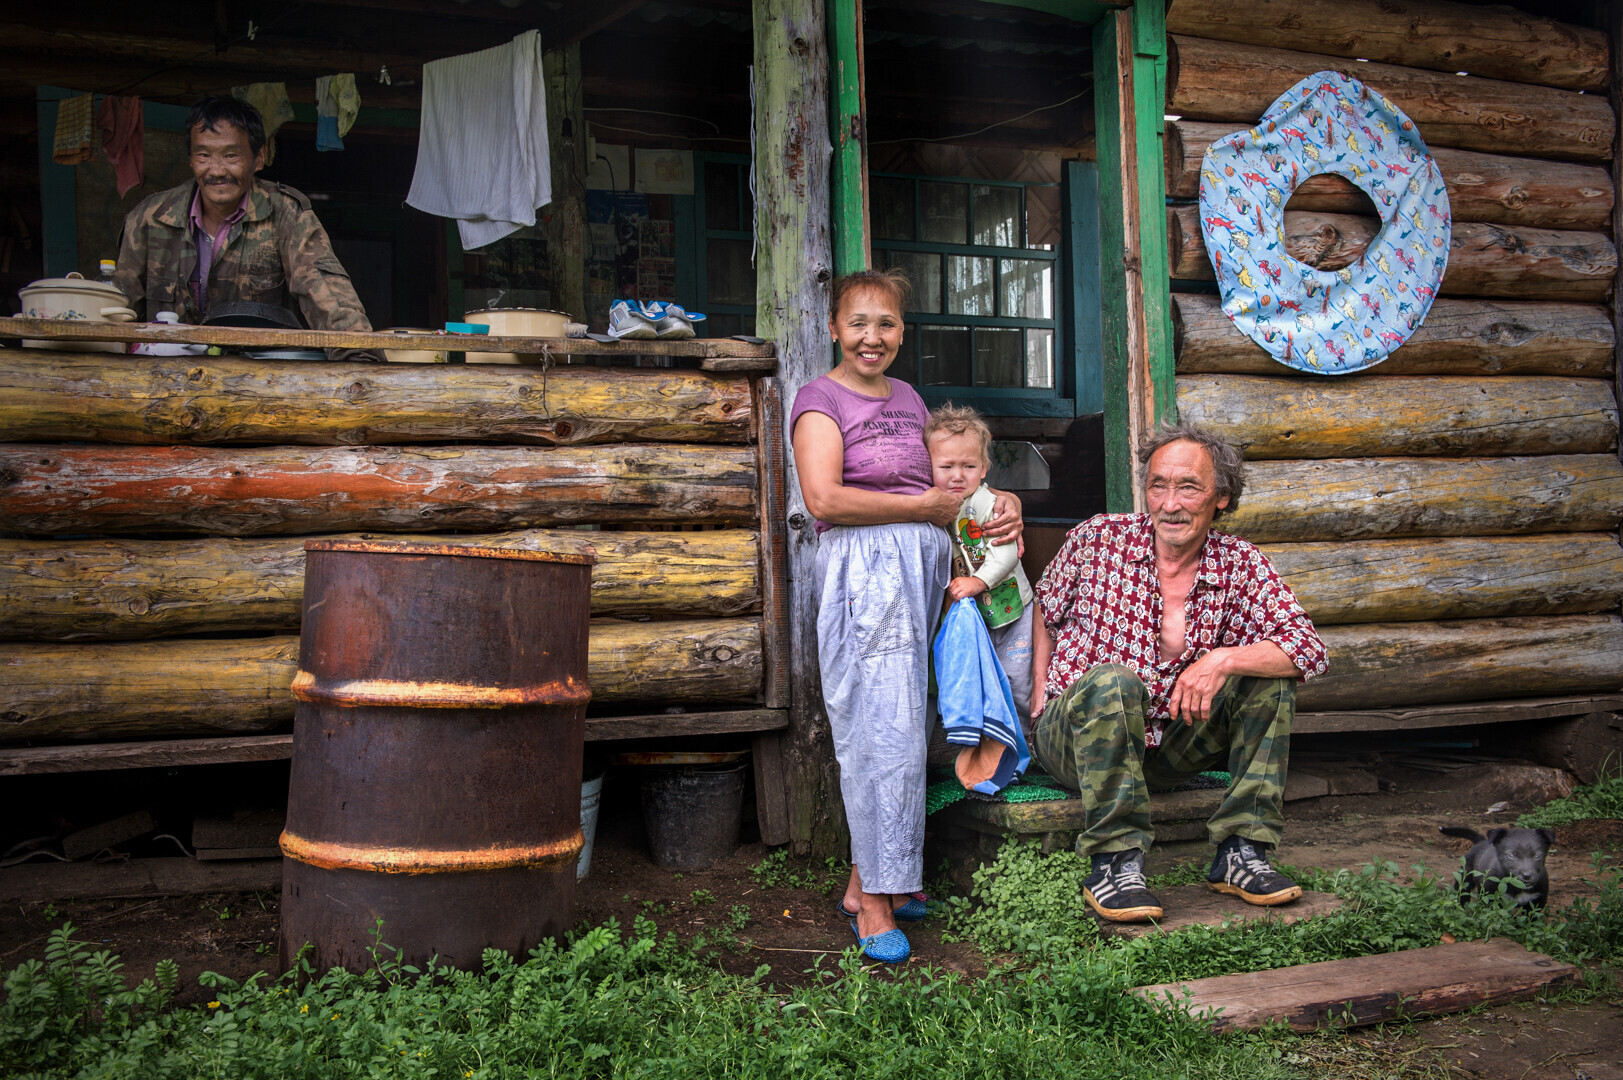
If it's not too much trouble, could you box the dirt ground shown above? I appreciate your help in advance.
[2,757,1619,1078]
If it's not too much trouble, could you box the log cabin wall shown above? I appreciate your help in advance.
[1160,0,1623,719]
[0,352,792,837]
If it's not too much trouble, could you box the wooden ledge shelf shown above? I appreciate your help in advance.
[0,709,789,775]
[1294,694,1623,734]
[2,319,777,372]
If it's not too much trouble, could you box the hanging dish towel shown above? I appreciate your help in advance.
[231,82,295,165]
[407,30,552,250]
[933,597,1030,796]
[52,93,97,165]
[315,74,360,151]
[96,95,145,197]
[1199,71,1449,374]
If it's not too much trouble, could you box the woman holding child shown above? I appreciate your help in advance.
[789,269,1022,963]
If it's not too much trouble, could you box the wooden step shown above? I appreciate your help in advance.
[1098,884,1345,938]
[1134,939,1577,1032]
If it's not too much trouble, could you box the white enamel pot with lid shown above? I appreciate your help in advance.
[16,272,138,353]
[462,307,572,364]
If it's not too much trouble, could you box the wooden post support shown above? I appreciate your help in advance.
[543,42,588,323]
[1093,3,1174,512]
[754,0,844,856]
[827,0,870,274]
[1613,1,1623,468]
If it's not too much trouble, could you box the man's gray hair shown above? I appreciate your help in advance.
[1137,420,1245,519]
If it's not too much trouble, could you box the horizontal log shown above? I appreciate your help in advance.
[0,636,301,744]
[1222,454,1623,542]
[1177,374,1618,458]
[1298,615,1623,711]
[0,529,761,641]
[1164,0,1610,92]
[0,319,779,368]
[0,353,755,446]
[1167,35,1615,162]
[1263,534,1623,625]
[1172,292,1616,376]
[0,444,758,537]
[0,618,763,744]
[1166,121,1613,230]
[1168,204,1617,301]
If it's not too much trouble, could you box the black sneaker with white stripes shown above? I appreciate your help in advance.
[1206,835,1302,906]
[1082,848,1163,922]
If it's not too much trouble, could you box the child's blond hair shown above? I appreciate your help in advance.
[924,403,992,463]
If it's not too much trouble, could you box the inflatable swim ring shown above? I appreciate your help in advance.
[1198,70,1450,374]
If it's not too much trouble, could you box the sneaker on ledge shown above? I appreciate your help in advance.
[1206,834,1302,906]
[1082,848,1163,922]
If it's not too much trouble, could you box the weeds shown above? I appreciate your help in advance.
[748,849,850,892]
[1517,764,1623,828]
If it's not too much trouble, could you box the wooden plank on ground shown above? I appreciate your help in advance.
[1294,694,1623,733]
[1100,884,1344,938]
[0,319,778,366]
[0,858,284,903]
[1133,939,1578,1031]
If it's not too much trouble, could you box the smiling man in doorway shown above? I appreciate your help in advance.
[113,95,377,357]
[1029,421,1328,923]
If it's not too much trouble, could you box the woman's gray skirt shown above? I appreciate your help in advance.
[812,520,950,895]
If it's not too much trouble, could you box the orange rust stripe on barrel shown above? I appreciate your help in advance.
[279,830,585,874]
[291,671,592,709]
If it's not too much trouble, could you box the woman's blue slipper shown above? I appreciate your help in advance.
[849,921,910,964]
[836,894,929,922]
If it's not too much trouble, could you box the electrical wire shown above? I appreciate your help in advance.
[870,83,1092,145]
[582,107,722,134]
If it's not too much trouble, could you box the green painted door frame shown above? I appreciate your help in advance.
[827,0,869,275]
[823,0,1171,501]
[1090,2,1175,512]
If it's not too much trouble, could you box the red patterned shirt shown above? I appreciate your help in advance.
[1035,513,1328,747]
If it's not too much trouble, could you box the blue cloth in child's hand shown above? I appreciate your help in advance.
[933,598,1030,794]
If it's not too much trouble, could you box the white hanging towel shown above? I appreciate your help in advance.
[407,30,552,250]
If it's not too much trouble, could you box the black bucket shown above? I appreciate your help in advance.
[640,761,748,869]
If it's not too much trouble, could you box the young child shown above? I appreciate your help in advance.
[924,404,1044,790]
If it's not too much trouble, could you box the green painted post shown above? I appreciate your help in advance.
[1092,2,1175,512]
[827,0,869,274]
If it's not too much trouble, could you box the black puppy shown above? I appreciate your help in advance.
[1439,825,1554,909]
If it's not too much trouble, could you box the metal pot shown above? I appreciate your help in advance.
[15,272,137,353]
[463,307,572,364]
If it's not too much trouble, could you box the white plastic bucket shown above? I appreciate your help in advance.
[577,775,604,880]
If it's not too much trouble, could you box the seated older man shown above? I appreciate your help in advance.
[1029,421,1328,923]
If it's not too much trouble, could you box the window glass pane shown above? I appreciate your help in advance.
[705,164,741,231]
[887,251,941,313]
[889,330,918,385]
[921,182,968,244]
[1026,184,1060,250]
[920,327,970,386]
[973,185,1021,247]
[872,177,915,242]
[975,328,1022,387]
[947,255,993,316]
[706,238,754,306]
[1000,258,1053,319]
[1025,328,1054,389]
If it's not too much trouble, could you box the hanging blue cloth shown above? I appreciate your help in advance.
[932,597,1030,795]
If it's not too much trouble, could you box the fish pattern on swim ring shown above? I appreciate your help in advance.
[1198,70,1451,374]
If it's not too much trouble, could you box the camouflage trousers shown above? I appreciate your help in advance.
[1032,663,1294,856]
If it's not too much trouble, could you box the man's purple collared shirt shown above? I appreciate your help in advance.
[188,187,250,314]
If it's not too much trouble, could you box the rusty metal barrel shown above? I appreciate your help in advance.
[279,538,593,974]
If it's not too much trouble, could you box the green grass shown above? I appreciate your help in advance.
[5,845,1619,1080]
[1517,766,1623,829]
